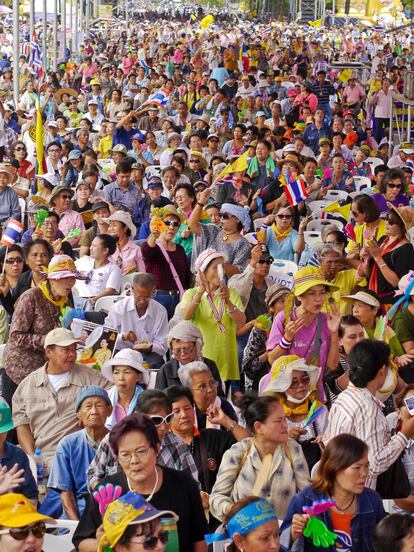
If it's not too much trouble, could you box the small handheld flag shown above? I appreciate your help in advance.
[284,178,309,207]
[1,219,24,248]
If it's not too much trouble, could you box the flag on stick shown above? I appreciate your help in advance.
[284,178,309,207]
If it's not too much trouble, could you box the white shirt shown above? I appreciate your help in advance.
[105,296,168,356]
[374,89,393,118]
[74,257,122,297]
[388,153,407,169]
[48,372,70,392]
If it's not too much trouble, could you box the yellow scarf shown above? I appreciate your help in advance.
[38,281,68,312]
[278,393,323,417]
[272,223,292,241]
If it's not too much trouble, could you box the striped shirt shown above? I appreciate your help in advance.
[312,80,336,106]
[324,383,408,488]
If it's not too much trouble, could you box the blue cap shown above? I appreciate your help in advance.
[132,132,146,142]
[75,386,111,411]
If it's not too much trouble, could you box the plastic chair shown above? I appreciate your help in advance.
[121,273,136,294]
[94,295,125,313]
[253,217,266,231]
[143,165,163,189]
[323,189,349,202]
[307,200,330,218]
[303,230,322,248]
[44,519,78,552]
[148,369,158,389]
[366,157,383,170]
[267,267,294,289]
[307,218,344,232]
[18,198,26,223]
[311,460,320,479]
[0,343,6,369]
[271,259,298,276]
[353,176,372,192]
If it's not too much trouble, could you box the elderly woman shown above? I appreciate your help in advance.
[209,395,309,522]
[259,355,328,470]
[205,497,288,552]
[99,492,177,552]
[371,168,409,218]
[102,349,150,430]
[2,254,81,407]
[155,320,223,391]
[188,193,251,275]
[104,211,145,276]
[142,204,191,319]
[177,360,248,439]
[180,249,246,386]
[280,434,386,552]
[0,493,54,552]
[49,185,85,247]
[73,413,208,552]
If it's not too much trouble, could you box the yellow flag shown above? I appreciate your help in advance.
[214,151,249,182]
[200,14,214,29]
[308,18,323,27]
[339,69,352,83]
[323,201,351,219]
[36,97,44,176]
[190,14,196,21]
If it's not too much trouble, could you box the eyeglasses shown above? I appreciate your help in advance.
[172,346,194,356]
[189,159,200,164]
[257,259,272,265]
[5,257,23,264]
[290,374,310,389]
[325,241,341,246]
[118,447,152,463]
[387,183,402,189]
[0,522,46,541]
[219,212,233,220]
[163,219,180,228]
[48,148,60,153]
[59,194,72,200]
[131,530,169,550]
[276,214,292,220]
[192,380,219,393]
[14,146,25,152]
[149,413,175,426]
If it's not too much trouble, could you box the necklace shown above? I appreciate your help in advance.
[127,467,159,502]
[334,494,355,512]
[222,230,238,242]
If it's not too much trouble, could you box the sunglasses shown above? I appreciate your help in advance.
[5,257,23,265]
[14,146,26,152]
[48,148,60,153]
[387,183,402,189]
[59,194,72,200]
[219,212,232,220]
[163,220,180,228]
[149,413,175,426]
[131,530,169,550]
[276,214,292,220]
[0,522,46,541]
[189,159,200,163]
[258,259,272,265]
[290,374,310,389]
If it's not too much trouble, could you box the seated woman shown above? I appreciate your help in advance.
[371,168,409,219]
[74,233,122,310]
[260,200,306,262]
[155,320,224,393]
[205,496,290,552]
[42,386,112,519]
[0,493,53,552]
[209,395,309,523]
[280,434,386,551]
[373,513,414,552]
[177,361,248,440]
[259,355,328,471]
[99,491,177,552]
[104,210,145,276]
[73,413,208,551]
[0,245,26,310]
[102,349,150,430]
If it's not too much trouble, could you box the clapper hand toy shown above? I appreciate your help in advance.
[302,499,337,548]
[92,483,123,516]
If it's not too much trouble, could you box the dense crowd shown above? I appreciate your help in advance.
[1,10,414,552]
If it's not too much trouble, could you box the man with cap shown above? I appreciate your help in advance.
[42,386,112,519]
[129,132,152,166]
[137,105,162,132]
[12,328,109,469]
[113,110,137,150]
[303,107,333,154]
[79,200,111,257]
[132,176,170,230]
[388,142,414,169]
[103,159,140,213]
[84,99,105,131]
[0,164,20,224]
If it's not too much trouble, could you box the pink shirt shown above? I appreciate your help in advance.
[115,402,129,425]
[110,239,145,276]
[343,84,365,105]
[58,209,86,245]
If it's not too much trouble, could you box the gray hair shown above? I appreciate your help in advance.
[317,243,342,259]
[132,273,156,289]
[177,361,212,389]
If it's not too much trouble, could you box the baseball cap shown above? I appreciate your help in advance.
[132,132,146,142]
[342,290,380,308]
[44,328,83,347]
[256,111,266,118]
[88,99,99,106]
[68,149,82,160]
[0,494,53,528]
[92,200,110,213]
[147,176,163,189]
[110,144,128,154]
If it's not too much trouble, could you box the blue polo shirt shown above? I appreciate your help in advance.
[113,127,136,150]
[0,441,38,500]
[303,123,333,154]
[103,181,141,212]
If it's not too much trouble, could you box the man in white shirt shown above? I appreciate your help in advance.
[105,273,168,369]
[388,143,414,169]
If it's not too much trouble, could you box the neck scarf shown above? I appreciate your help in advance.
[247,155,276,178]
[368,236,405,293]
[272,223,292,241]
[105,385,143,430]
[38,281,68,312]
[278,393,322,417]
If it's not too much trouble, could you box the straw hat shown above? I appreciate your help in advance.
[293,266,339,297]
[102,210,137,238]
[387,202,414,233]
[277,154,303,174]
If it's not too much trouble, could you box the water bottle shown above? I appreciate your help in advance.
[34,449,44,484]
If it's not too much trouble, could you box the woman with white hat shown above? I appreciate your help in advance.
[180,248,246,385]
[104,210,145,276]
[102,349,151,430]
[259,355,328,470]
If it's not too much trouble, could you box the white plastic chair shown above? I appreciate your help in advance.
[311,460,320,479]
[143,165,163,189]
[18,198,26,223]
[148,369,158,389]
[271,259,298,276]
[94,295,125,313]
[323,189,349,202]
[267,267,294,289]
[0,343,6,369]
[353,176,372,192]
[121,273,136,294]
[348,189,371,199]
[44,519,78,552]
[366,157,383,170]
[307,218,344,232]
[303,230,322,248]
[253,217,266,231]
[307,200,330,218]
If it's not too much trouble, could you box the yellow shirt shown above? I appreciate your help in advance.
[98,136,113,159]
[347,219,387,255]
[307,267,363,315]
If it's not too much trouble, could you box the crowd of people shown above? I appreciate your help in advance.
[1,9,414,552]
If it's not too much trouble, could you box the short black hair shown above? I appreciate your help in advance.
[165,385,194,407]
[95,233,117,256]
[373,513,414,552]
[136,389,172,414]
[348,339,390,388]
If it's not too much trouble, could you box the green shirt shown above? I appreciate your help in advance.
[393,307,414,345]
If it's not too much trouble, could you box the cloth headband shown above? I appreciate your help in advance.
[204,499,277,544]
[221,203,251,232]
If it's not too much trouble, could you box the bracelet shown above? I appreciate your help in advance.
[196,202,206,208]
[227,420,237,432]
[227,305,237,313]
[378,262,387,269]
[279,336,292,350]
[191,297,200,305]
[261,223,269,230]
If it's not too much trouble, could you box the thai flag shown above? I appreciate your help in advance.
[263,26,272,34]
[141,87,170,109]
[29,34,43,80]
[20,42,30,60]
[140,59,149,74]
[1,219,25,248]
[374,25,384,32]
[239,42,249,73]
[284,177,308,207]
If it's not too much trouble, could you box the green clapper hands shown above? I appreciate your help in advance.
[303,517,337,548]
